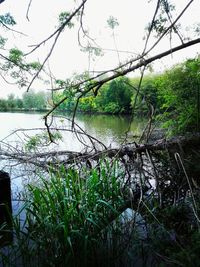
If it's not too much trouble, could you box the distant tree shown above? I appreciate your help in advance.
[78,95,97,113]
[130,75,159,116]
[103,77,132,113]
[34,91,48,110]
[0,98,8,111]
[22,90,48,110]
[15,97,23,109]
[22,90,36,109]
[7,93,16,109]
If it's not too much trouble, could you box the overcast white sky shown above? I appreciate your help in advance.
[0,0,200,98]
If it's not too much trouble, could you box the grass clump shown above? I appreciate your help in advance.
[1,161,126,267]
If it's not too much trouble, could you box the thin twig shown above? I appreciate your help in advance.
[26,0,33,21]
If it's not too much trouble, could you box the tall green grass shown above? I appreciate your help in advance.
[1,160,126,267]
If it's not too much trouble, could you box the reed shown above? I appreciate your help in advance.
[1,160,126,267]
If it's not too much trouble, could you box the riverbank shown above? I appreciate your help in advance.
[0,107,134,115]
[0,108,50,113]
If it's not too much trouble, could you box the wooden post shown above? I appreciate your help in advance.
[0,170,13,246]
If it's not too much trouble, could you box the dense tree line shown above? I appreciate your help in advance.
[0,90,49,111]
[0,57,199,135]
[53,56,200,134]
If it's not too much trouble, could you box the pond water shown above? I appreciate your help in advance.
[0,112,146,149]
[0,112,146,214]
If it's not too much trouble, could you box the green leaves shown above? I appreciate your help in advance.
[26,61,42,71]
[58,12,74,29]
[0,48,42,87]
[0,13,16,26]
[0,35,6,48]
[107,16,119,30]
[25,131,62,151]
[145,0,177,38]
[9,48,23,64]
[156,57,200,134]
[81,45,104,58]
[102,77,133,113]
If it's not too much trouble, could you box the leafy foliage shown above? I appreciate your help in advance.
[156,57,200,134]
[0,36,6,48]
[58,12,74,28]
[107,16,119,30]
[22,90,49,110]
[9,48,23,65]
[25,131,62,151]
[0,13,16,26]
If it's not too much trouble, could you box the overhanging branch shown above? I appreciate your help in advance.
[47,37,200,122]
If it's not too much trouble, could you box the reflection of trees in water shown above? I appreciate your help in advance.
[76,114,146,145]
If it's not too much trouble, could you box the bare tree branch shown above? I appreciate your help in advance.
[142,0,161,54]
[25,0,87,91]
[0,20,27,36]
[25,0,87,56]
[144,0,194,55]
[26,0,33,21]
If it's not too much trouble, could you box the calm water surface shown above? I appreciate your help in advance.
[0,112,146,205]
[0,112,146,148]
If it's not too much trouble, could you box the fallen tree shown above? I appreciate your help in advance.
[1,133,199,168]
